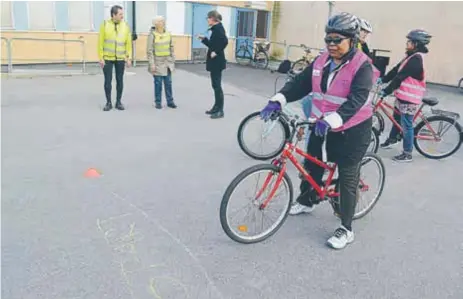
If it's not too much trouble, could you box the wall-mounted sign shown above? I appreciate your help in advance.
[244,1,268,10]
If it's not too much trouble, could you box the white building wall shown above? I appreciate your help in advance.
[136,1,157,33]
[166,1,185,35]
[216,6,232,37]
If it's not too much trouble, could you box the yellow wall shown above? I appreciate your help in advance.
[1,31,191,65]
[274,1,463,86]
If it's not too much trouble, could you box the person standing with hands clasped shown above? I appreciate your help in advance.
[147,16,177,109]
[378,30,431,163]
[98,5,132,111]
[260,13,377,250]
[196,10,229,119]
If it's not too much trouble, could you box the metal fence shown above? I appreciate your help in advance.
[1,37,87,75]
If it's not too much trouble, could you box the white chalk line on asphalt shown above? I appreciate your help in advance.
[107,189,226,299]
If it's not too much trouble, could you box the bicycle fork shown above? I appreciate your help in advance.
[255,161,287,210]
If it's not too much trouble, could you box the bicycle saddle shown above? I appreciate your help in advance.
[422,97,439,106]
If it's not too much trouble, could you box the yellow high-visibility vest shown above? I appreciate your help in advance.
[99,20,132,61]
[153,31,172,57]
[357,42,362,50]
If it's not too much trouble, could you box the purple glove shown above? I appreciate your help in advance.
[314,118,331,137]
[260,101,281,121]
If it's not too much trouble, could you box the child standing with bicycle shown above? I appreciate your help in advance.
[379,29,432,162]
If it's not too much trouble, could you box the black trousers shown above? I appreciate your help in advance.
[210,70,224,111]
[298,119,372,230]
[103,60,125,103]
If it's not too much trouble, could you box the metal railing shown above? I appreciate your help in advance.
[1,37,12,73]
[2,37,87,74]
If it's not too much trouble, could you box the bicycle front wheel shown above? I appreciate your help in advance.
[235,48,252,66]
[414,115,463,159]
[367,127,380,153]
[291,59,308,74]
[220,164,293,244]
[237,111,290,160]
[372,111,385,134]
[331,153,386,220]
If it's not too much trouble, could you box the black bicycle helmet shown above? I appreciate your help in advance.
[406,29,432,45]
[325,12,359,38]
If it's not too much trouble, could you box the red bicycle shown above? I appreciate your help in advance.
[220,116,386,244]
[371,85,462,159]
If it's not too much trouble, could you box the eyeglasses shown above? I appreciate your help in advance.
[324,36,348,45]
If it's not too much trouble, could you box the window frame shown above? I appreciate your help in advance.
[27,1,57,31]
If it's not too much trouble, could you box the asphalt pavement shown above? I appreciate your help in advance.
[1,65,463,299]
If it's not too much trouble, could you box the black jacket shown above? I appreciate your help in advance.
[382,49,426,96]
[278,49,374,165]
[279,49,373,127]
[201,22,229,72]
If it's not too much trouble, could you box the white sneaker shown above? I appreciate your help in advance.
[289,203,315,215]
[326,226,355,249]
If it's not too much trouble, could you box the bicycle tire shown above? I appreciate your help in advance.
[254,50,269,70]
[368,127,380,153]
[414,115,463,159]
[235,48,252,66]
[331,153,386,220]
[237,111,291,160]
[220,164,293,244]
[372,111,385,134]
[291,59,308,74]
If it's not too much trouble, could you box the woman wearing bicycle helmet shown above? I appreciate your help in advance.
[358,18,373,57]
[260,12,378,250]
[379,29,431,162]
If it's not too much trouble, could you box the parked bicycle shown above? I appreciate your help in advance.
[235,39,270,70]
[222,116,386,244]
[290,44,321,74]
[371,85,462,159]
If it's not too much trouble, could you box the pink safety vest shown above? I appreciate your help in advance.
[393,53,426,104]
[311,50,379,132]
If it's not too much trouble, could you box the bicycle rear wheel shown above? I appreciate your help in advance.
[220,164,293,244]
[254,50,269,69]
[414,115,462,159]
[330,153,386,220]
[237,111,290,160]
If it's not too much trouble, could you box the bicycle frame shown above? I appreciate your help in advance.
[374,98,439,141]
[257,140,340,210]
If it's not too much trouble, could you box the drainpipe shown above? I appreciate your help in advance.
[328,1,335,19]
[131,1,138,66]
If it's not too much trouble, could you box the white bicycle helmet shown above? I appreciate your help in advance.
[359,18,373,33]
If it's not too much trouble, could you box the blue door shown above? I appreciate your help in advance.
[192,3,214,62]
[235,9,256,57]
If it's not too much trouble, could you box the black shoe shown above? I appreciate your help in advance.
[103,102,112,111]
[154,103,162,109]
[392,152,413,163]
[115,102,125,110]
[167,102,177,109]
[210,111,224,119]
[205,107,218,115]
[380,138,399,149]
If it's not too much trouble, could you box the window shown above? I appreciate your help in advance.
[1,1,13,29]
[237,11,254,37]
[68,1,93,31]
[29,1,55,30]
[256,10,269,39]
[136,1,157,33]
